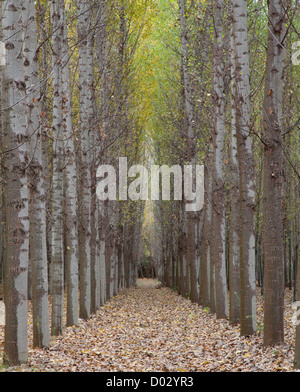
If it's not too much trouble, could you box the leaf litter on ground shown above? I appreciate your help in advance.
[0,278,298,372]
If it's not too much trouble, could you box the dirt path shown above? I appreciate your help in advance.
[0,279,297,372]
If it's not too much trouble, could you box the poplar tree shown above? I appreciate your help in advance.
[263,0,287,346]
[3,0,29,365]
[232,0,256,336]
[77,0,94,320]
[23,0,50,348]
[211,0,228,319]
[51,0,65,336]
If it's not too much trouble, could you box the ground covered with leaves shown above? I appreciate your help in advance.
[0,279,298,372]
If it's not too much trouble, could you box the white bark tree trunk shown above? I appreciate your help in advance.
[77,0,94,320]
[51,0,64,336]
[22,0,50,347]
[60,0,79,328]
[229,19,240,325]
[211,0,228,319]
[3,0,29,365]
[95,0,108,307]
[232,0,256,336]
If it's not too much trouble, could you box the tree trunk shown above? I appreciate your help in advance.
[95,0,108,307]
[51,0,65,336]
[211,0,228,319]
[0,0,4,293]
[263,0,286,346]
[178,0,198,303]
[3,0,29,365]
[232,0,256,336]
[199,162,212,308]
[23,0,50,347]
[229,19,240,325]
[77,0,95,320]
[294,253,300,368]
[60,0,79,328]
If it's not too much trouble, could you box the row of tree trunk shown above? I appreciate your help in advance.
[0,0,144,366]
[152,0,299,365]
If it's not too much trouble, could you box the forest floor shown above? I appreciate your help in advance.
[0,279,298,372]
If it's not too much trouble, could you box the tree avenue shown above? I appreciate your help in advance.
[0,0,299,370]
